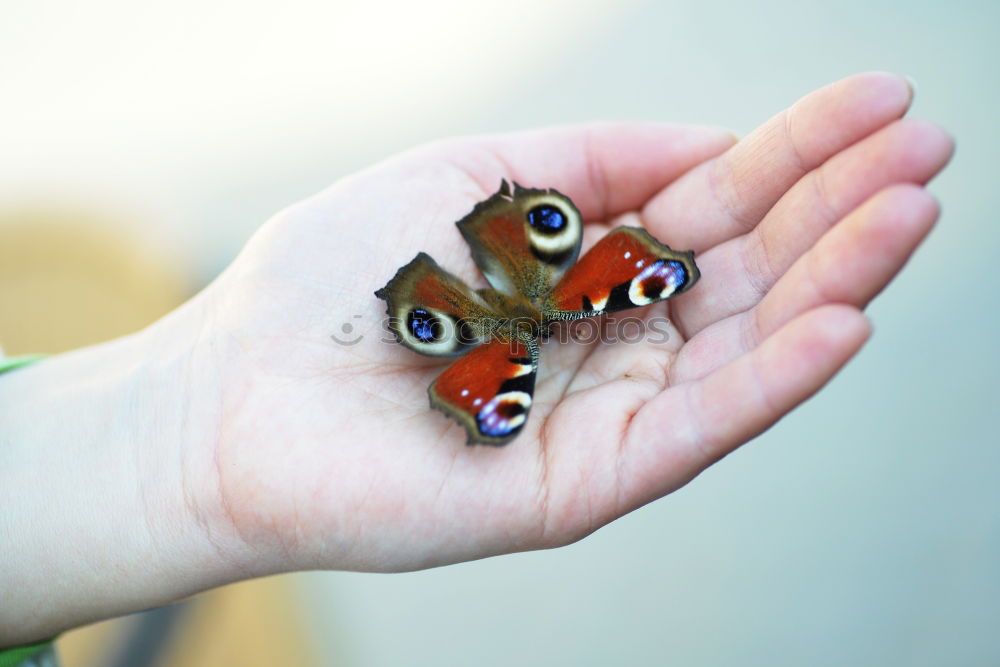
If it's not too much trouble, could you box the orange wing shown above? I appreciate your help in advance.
[544,227,699,320]
[429,336,538,445]
[457,181,583,302]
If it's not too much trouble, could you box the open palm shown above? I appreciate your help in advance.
[186,72,951,576]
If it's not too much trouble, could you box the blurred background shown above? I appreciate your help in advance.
[1,0,996,665]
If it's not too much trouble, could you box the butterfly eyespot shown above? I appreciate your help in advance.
[627,260,688,306]
[527,205,566,234]
[476,390,532,437]
[407,308,443,343]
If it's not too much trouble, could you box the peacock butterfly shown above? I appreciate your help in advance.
[375,181,699,445]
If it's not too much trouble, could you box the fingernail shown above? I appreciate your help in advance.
[903,75,918,100]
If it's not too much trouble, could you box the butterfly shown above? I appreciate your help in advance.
[375,181,699,446]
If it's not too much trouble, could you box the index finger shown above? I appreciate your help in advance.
[641,72,914,252]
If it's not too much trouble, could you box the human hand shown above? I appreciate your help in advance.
[190,70,951,572]
[0,72,953,644]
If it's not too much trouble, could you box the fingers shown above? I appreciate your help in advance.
[669,184,939,385]
[686,305,871,463]
[675,118,954,336]
[752,184,939,343]
[641,72,914,252]
[620,305,871,507]
[429,122,737,221]
[751,119,953,275]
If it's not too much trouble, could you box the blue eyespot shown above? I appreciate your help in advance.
[667,261,687,288]
[527,205,566,234]
[407,308,440,343]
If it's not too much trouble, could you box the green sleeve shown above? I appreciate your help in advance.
[0,639,55,667]
[0,354,47,375]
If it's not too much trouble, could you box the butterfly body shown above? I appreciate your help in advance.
[474,288,543,337]
[375,181,699,446]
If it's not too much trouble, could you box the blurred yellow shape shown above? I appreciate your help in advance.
[156,578,320,667]
[0,206,189,354]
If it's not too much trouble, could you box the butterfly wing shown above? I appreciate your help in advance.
[457,181,583,302]
[543,227,699,320]
[429,335,538,446]
[374,252,501,356]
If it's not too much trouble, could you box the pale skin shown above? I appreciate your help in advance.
[0,72,953,645]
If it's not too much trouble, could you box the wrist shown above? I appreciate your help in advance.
[0,312,239,645]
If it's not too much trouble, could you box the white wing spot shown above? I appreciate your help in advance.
[513,362,533,377]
